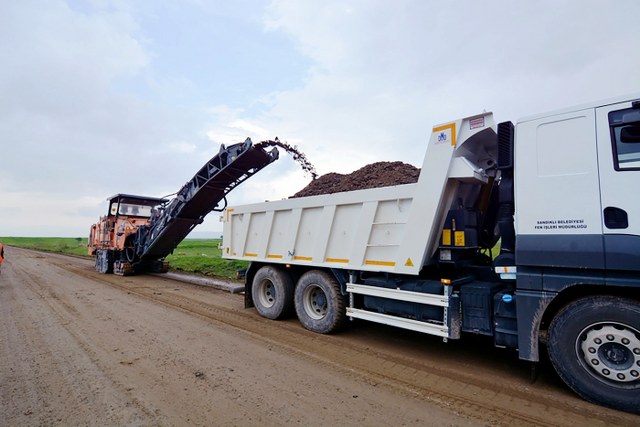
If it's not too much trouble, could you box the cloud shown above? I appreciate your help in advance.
[0,192,105,237]
[0,1,199,236]
[167,141,197,154]
[205,112,273,146]
[243,0,640,172]
[0,1,160,193]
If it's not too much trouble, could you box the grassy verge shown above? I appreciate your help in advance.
[165,239,248,280]
[1,237,89,256]
[0,237,247,280]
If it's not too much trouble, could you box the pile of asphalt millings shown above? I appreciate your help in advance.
[291,161,420,198]
[255,138,419,198]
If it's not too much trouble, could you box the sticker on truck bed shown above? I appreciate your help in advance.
[470,116,485,129]
[433,123,456,146]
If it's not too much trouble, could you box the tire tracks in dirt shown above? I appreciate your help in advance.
[2,251,161,425]
[8,254,165,425]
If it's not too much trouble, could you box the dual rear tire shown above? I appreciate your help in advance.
[251,266,347,334]
[294,270,347,334]
[251,266,294,320]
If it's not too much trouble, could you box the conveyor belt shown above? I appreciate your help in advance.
[135,138,278,260]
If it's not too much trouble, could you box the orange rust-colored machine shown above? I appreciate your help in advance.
[88,194,170,274]
[88,139,278,275]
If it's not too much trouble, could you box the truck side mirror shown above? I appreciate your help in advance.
[620,125,640,143]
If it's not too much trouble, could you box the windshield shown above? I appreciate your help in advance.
[109,202,154,217]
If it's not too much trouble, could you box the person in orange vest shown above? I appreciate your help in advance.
[0,241,4,270]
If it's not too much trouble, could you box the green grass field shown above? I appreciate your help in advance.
[1,237,89,256]
[0,237,247,280]
[165,239,248,279]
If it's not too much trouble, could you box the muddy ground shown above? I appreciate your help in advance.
[1,247,638,426]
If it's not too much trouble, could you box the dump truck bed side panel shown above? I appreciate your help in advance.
[224,184,418,273]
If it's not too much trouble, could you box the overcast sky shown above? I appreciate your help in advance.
[1,0,639,237]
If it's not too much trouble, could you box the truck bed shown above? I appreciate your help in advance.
[223,183,419,273]
[222,112,498,275]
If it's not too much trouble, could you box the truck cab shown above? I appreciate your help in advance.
[509,96,640,411]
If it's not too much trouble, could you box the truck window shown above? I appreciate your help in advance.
[609,107,640,170]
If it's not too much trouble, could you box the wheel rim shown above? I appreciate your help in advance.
[302,284,327,320]
[577,322,640,386]
[256,279,276,308]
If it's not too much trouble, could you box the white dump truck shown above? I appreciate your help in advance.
[222,94,640,413]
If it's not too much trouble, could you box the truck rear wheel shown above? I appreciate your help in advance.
[548,296,640,413]
[251,266,294,320]
[294,270,346,334]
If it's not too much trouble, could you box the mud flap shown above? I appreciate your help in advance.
[516,289,555,361]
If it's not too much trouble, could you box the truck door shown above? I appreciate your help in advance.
[595,99,640,271]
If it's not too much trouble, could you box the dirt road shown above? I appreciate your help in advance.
[1,248,637,426]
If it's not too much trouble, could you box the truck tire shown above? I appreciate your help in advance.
[294,270,347,334]
[547,296,640,414]
[251,266,294,320]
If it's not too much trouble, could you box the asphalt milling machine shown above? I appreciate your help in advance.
[88,138,279,275]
